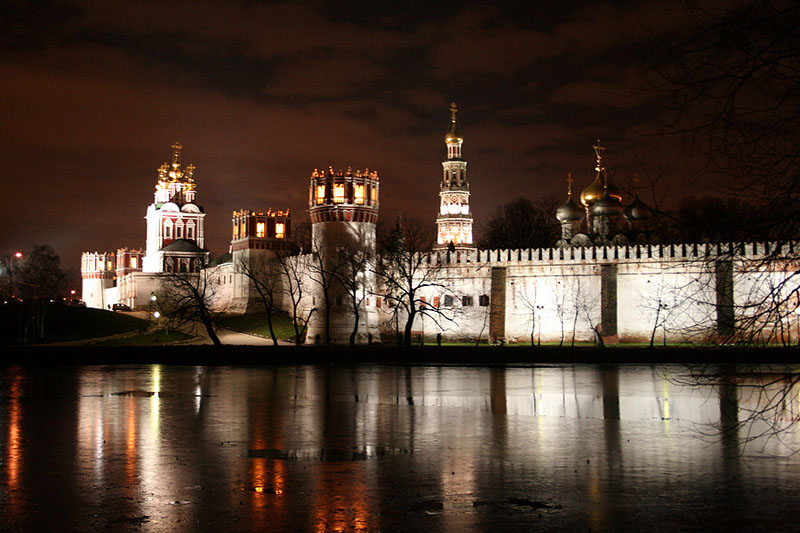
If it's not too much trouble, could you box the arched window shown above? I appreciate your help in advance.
[479,294,490,307]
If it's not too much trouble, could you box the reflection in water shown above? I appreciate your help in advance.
[2,363,800,531]
[5,369,23,524]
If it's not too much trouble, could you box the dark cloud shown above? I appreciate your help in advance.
[0,0,708,270]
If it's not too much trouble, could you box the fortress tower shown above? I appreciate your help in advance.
[229,208,293,312]
[436,103,474,250]
[305,166,381,344]
[142,142,209,273]
[81,251,116,309]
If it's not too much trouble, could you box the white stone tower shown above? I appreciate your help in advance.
[436,103,474,250]
[142,142,208,273]
[81,251,116,309]
[305,166,381,345]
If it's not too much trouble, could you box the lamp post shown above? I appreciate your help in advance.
[536,305,545,346]
[8,252,23,300]
[149,292,157,328]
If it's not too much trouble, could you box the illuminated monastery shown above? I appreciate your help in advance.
[82,105,798,345]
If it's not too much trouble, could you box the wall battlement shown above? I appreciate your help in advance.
[423,241,800,267]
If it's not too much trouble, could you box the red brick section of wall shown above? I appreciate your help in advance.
[601,264,619,344]
[490,267,507,342]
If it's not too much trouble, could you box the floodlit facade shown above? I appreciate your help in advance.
[80,115,800,345]
[436,103,474,250]
[304,166,381,344]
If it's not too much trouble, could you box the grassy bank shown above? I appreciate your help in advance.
[1,304,146,344]
[215,312,299,342]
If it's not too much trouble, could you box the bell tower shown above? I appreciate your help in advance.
[142,142,208,273]
[436,103,474,250]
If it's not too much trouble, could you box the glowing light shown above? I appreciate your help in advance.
[354,184,365,204]
[153,311,160,319]
[131,257,138,269]
[333,184,345,203]
[256,222,266,238]
[275,222,285,239]
[14,252,22,258]
[316,185,326,204]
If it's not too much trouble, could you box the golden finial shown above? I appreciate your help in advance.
[158,162,169,181]
[445,102,463,144]
[567,173,574,197]
[185,163,195,180]
[171,142,182,168]
[593,139,605,172]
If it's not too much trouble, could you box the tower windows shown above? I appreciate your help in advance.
[164,220,173,239]
[354,184,365,204]
[275,222,285,239]
[371,187,377,205]
[316,185,326,205]
[333,184,345,203]
[256,221,266,238]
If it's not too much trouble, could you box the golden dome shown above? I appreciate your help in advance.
[580,140,622,207]
[444,102,463,145]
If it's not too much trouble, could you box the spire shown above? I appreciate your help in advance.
[171,142,182,168]
[444,102,463,146]
[567,173,574,197]
[593,139,605,173]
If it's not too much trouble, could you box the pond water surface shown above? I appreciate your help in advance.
[1,363,799,531]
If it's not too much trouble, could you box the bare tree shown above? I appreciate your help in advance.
[478,196,561,250]
[274,252,314,346]
[649,0,800,242]
[307,232,348,346]
[158,264,221,346]
[376,216,454,348]
[331,226,374,346]
[237,252,284,345]
[13,245,66,343]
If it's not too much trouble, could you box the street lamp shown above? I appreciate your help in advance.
[9,252,23,300]
[536,305,545,346]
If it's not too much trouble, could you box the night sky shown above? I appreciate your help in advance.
[1,1,709,269]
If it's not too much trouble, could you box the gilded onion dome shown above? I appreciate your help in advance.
[444,102,463,145]
[556,174,585,221]
[580,140,622,208]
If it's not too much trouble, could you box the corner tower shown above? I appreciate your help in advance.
[436,103,474,250]
[142,142,208,273]
[306,166,381,345]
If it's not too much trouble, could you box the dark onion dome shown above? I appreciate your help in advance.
[556,196,585,222]
[624,195,652,221]
[160,239,206,253]
[592,187,623,217]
